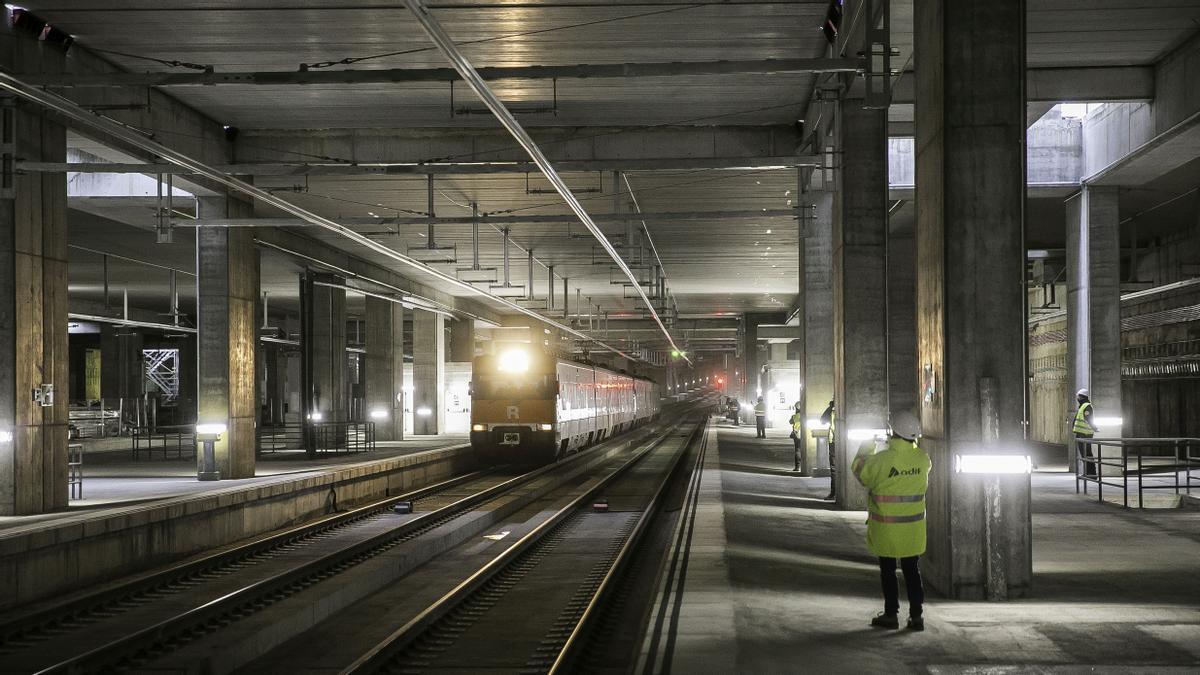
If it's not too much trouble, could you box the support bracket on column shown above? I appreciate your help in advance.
[863,0,894,110]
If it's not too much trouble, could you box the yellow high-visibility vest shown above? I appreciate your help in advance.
[789,411,803,432]
[1073,401,1095,435]
[852,437,931,558]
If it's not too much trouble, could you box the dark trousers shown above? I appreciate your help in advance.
[755,416,766,437]
[1075,433,1096,477]
[879,556,924,618]
[792,436,808,473]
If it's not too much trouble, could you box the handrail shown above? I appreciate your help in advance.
[1073,436,1199,508]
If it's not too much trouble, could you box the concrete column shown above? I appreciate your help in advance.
[0,77,69,514]
[365,296,404,441]
[915,0,1031,599]
[1066,186,1123,455]
[413,309,445,435]
[304,275,347,422]
[196,195,259,479]
[888,230,919,414]
[262,346,286,426]
[449,318,475,362]
[801,188,835,474]
[832,98,889,511]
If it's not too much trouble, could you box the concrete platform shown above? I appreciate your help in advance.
[0,435,472,611]
[657,421,1200,673]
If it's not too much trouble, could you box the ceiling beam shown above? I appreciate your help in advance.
[19,57,862,88]
[168,208,800,228]
[891,66,1154,105]
[28,155,818,176]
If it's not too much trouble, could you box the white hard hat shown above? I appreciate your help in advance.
[889,410,921,440]
[1076,388,1089,397]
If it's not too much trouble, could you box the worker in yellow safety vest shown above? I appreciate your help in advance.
[821,400,836,500]
[852,410,931,632]
[753,396,768,438]
[788,402,807,474]
[1073,388,1100,477]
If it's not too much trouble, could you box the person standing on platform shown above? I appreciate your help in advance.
[754,396,767,438]
[1073,388,1100,477]
[821,400,837,500]
[788,402,808,474]
[851,410,931,632]
[727,397,740,426]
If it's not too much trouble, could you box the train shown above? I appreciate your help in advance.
[470,348,661,464]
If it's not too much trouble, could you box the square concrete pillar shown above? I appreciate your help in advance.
[449,318,476,362]
[365,295,404,441]
[196,196,259,479]
[800,188,835,474]
[888,231,919,414]
[832,98,889,511]
[915,0,1032,599]
[301,274,347,424]
[0,89,69,514]
[413,309,445,435]
[1066,186,1123,459]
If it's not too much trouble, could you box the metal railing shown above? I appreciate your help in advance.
[1074,437,1200,508]
[68,443,83,500]
[256,421,376,455]
[131,424,196,460]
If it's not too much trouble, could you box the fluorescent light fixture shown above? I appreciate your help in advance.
[1094,416,1123,428]
[954,454,1033,474]
[472,423,486,432]
[539,423,553,431]
[847,428,888,441]
[309,412,323,422]
[416,406,433,417]
[369,409,388,420]
[0,429,12,443]
[497,349,530,373]
[195,423,227,436]
[807,419,828,429]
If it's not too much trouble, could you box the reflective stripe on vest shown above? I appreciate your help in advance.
[872,494,924,504]
[869,511,926,524]
[1073,402,1093,435]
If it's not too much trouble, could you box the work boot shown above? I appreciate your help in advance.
[906,615,924,631]
[870,613,899,629]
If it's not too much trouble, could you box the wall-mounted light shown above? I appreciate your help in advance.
[954,454,1033,475]
[1093,416,1123,428]
[309,412,324,422]
[369,409,388,420]
[0,429,12,443]
[847,428,888,441]
[416,407,433,417]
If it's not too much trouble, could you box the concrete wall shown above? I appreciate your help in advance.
[1153,30,1200,133]
[1082,102,1155,178]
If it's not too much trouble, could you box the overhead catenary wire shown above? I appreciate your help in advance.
[403,0,688,363]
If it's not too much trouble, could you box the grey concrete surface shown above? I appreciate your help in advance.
[665,423,1200,674]
[0,435,466,532]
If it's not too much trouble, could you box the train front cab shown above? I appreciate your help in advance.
[470,349,558,464]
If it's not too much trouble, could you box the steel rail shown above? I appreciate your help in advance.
[28,445,607,675]
[549,418,709,673]
[0,70,639,362]
[403,0,689,363]
[340,417,699,674]
[0,463,479,647]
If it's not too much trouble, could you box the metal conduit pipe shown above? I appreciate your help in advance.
[403,0,687,363]
[0,71,629,357]
[502,227,511,286]
[527,248,535,300]
[548,265,555,310]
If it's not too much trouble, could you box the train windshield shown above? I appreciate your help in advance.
[472,374,556,399]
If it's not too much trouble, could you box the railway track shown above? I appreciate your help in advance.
[0,415,685,674]
[338,415,711,675]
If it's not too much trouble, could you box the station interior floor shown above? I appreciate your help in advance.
[667,421,1200,673]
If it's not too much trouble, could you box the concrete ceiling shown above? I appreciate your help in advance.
[18,0,1200,353]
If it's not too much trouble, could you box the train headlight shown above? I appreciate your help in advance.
[472,424,486,432]
[540,423,553,431]
[497,349,530,373]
